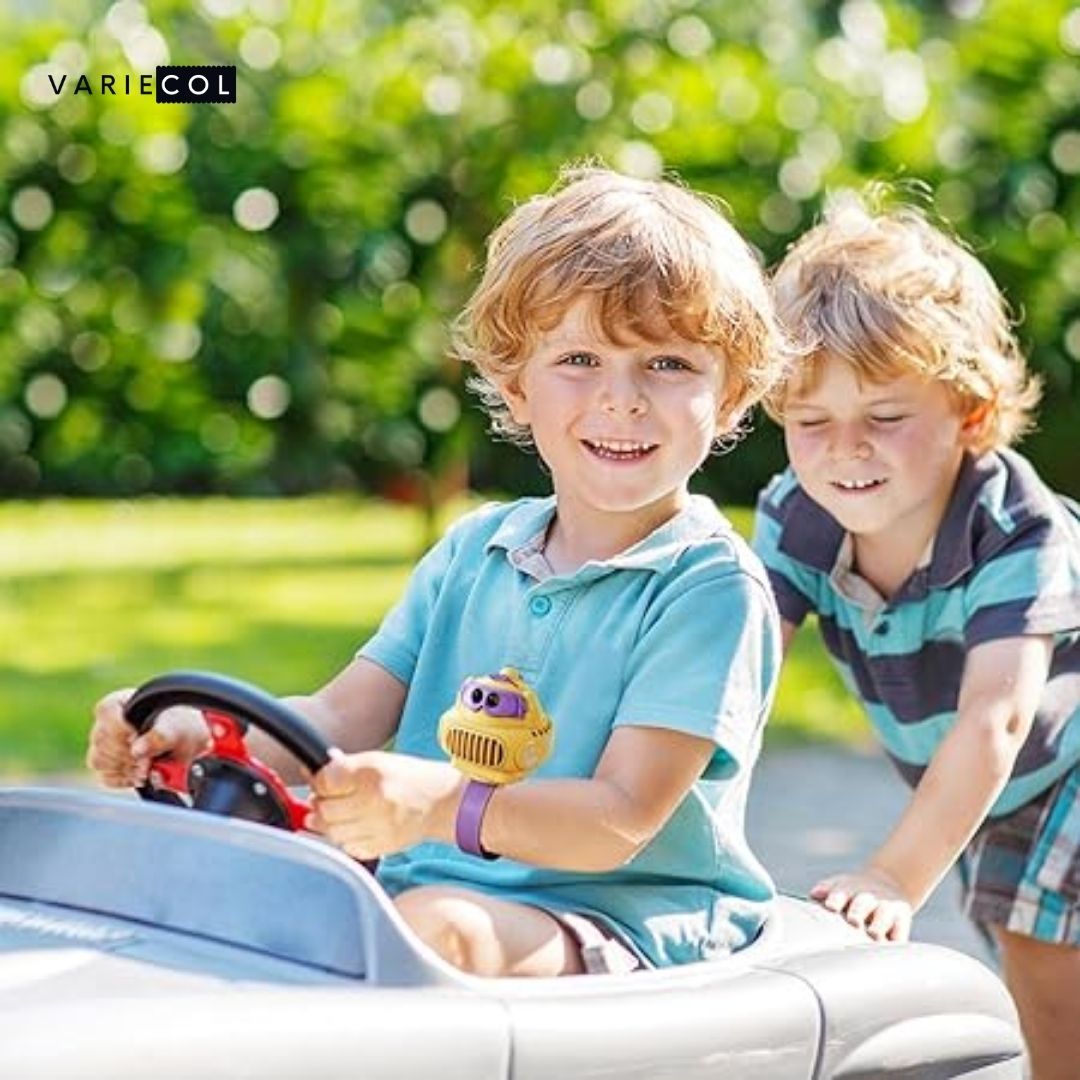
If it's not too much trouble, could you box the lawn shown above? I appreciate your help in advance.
[0,496,868,776]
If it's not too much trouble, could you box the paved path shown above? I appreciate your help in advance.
[746,744,993,963]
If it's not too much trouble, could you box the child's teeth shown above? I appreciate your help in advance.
[591,440,653,454]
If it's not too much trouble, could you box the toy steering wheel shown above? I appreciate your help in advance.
[123,670,333,831]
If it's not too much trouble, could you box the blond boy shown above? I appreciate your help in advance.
[89,167,790,977]
[753,195,1080,1078]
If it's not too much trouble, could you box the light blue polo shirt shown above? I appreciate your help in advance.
[360,494,779,967]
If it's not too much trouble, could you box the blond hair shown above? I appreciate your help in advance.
[453,164,792,447]
[766,190,1041,452]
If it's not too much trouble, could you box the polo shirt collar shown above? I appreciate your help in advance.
[777,452,996,590]
[486,494,726,577]
[925,452,997,588]
[776,485,844,574]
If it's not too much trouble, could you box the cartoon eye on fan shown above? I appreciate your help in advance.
[437,668,553,785]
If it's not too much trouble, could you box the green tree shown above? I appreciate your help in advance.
[1,0,1076,505]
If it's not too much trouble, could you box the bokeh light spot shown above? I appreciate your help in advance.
[233,187,280,231]
[667,15,713,59]
[615,141,663,179]
[11,187,54,231]
[1051,130,1080,174]
[424,75,463,116]
[404,200,448,245]
[631,92,674,134]
[418,388,461,433]
[240,27,282,69]
[533,44,576,85]
[576,81,612,121]
[137,133,188,175]
[247,375,291,419]
[25,374,68,419]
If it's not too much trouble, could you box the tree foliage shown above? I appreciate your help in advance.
[2,0,1078,503]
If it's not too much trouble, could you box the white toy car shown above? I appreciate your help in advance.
[0,672,1024,1078]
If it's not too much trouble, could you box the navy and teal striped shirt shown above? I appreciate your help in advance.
[753,450,1080,816]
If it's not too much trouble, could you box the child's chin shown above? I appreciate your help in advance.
[827,503,893,533]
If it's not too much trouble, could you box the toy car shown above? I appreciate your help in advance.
[0,672,1024,1078]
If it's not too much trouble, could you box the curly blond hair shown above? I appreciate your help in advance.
[766,190,1041,453]
[452,164,793,447]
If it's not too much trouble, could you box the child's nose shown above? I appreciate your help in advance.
[828,424,871,459]
[599,372,647,416]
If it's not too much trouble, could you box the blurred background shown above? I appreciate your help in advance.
[1,0,1078,772]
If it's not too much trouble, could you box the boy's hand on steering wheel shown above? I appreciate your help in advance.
[87,689,210,788]
[810,866,914,943]
[307,749,464,861]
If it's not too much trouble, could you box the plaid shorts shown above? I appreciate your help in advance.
[960,762,1080,945]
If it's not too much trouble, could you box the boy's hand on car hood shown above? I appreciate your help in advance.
[810,866,914,943]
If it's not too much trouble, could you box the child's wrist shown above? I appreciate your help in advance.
[427,768,468,846]
[865,860,922,907]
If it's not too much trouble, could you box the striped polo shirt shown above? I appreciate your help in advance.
[752,449,1080,816]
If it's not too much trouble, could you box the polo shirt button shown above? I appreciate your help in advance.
[529,595,552,617]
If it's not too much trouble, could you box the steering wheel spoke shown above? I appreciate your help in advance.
[123,671,332,833]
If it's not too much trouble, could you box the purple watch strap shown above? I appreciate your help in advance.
[455,780,499,860]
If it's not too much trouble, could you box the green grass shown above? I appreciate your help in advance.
[0,498,869,776]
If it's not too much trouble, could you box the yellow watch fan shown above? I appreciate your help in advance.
[437,668,553,785]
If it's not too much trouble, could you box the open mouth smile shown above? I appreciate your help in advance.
[830,477,887,493]
[582,438,658,462]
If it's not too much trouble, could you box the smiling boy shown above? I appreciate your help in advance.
[90,166,791,978]
[752,195,1080,1078]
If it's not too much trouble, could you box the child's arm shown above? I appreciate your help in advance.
[812,633,1054,941]
[309,724,715,869]
[87,656,405,788]
[252,656,406,782]
[490,725,717,868]
[311,555,773,867]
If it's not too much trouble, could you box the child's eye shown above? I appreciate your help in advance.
[794,418,827,429]
[649,355,690,372]
[871,415,907,425]
[558,352,598,367]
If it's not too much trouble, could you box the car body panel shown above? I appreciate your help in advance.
[504,970,820,1080]
[0,989,512,1080]
[770,944,1023,1079]
[0,788,1025,1078]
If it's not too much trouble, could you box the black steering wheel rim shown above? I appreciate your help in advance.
[123,670,333,774]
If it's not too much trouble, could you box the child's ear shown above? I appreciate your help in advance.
[498,373,530,426]
[960,399,993,448]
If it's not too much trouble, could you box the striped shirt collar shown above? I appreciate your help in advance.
[830,533,934,618]
[777,452,1002,592]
